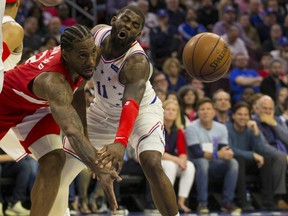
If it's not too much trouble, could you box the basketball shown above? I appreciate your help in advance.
[182,32,232,82]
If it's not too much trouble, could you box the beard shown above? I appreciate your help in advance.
[271,72,280,78]
[110,27,137,48]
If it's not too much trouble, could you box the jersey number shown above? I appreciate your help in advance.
[96,81,108,99]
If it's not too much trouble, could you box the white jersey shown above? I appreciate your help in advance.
[91,26,156,117]
[2,15,22,71]
[0,0,5,93]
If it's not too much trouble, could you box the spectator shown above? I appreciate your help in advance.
[0,150,32,215]
[248,0,264,27]
[262,24,283,53]
[27,5,48,37]
[275,87,288,116]
[23,16,42,52]
[147,0,166,13]
[151,71,169,97]
[57,3,77,32]
[38,36,59,52]
[178,85,198,127]
[163,57,186,92]
[260,59,288,103]
[106,0,135,20]
[221,25,249,59]
[162,99,195,213]
[239,13,261,50]
[185,97,240,214]
[229,53,262,102]
[196,0,219,32]
[227,102,282,210]
[213,89,231,124]
[279,97,288,127]
[240,87,255,105]
[283,14,288,37]
[188,77,205,99]
[270,36,288,73]
[46,16,62,43]
[149,8,181,69]
[258,52,273,78]
[253,95,288,209]
[255,9,278,43]
[213,6,252,48]
[178,7,207,42]
[165,0,185,28]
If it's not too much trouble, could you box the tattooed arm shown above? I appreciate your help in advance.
[32,72,115,174]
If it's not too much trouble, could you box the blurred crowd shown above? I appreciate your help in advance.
[2,0,288,215]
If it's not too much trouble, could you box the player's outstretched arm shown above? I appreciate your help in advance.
[97,54,150,172]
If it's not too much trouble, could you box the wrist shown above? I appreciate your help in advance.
[213,151,218,159]
[114,138,128,148]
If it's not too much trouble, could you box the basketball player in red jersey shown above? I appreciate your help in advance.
[0,25,121,216]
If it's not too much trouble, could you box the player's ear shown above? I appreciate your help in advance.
[110,16,117,25]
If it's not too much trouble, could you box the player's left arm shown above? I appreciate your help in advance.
[97,54,150,172]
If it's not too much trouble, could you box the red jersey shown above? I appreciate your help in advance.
[0,46,84,150]
[2,46,83,110]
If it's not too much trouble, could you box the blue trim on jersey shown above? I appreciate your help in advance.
[150,95,157,104]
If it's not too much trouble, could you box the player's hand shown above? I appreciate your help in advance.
[96,143,125,173]
[246,120,259,136]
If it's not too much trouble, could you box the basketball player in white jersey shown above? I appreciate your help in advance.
[62,5,180,215]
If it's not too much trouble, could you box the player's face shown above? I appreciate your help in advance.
[110,9,142,48]
[66,36,97,80]
[232,107,250,128]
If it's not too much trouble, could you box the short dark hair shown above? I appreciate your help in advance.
[196,97,213,111]
[60,24,92,51]
[231,101,250,115]
[117,5,145,29]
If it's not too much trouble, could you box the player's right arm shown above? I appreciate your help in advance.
[32,72,121,179]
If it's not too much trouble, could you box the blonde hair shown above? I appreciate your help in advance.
[162,57,182,75]
[163,99,184,129]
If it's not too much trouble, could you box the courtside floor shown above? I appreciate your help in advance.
[77,211,288,216]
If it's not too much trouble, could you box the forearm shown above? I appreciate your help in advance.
[0,154,15,163]
[66,130,98,169]
[236,77,259,86]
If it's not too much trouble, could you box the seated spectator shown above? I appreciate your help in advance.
[0,150,32,215]
[188,77,205,99]
[239,13,261,50]
[185,97,240,214]
[147,0,166,14]
[155,88,167,102]
[151,71,169,97]
[39,36,59,52]
[46,16,62,43]
[196,0,219,32]
[212,89,231,124]
[165,0,185,28]
[149,8,181,69]
[178,85,198,127]
[162,99,195,213]
[229,53,262,102]
[250,93,263,118]
[178,7,207,42]
[227,102,285,210]
[162,57,186,92]
[279,97,288,127]
[23,16,42,52]
[260,59,288,103]
[275,87,288,116]
[57,3,77,32]
[283,14,288,37]
[221,26,249,59]
[253,95,288,209]
[258,53,273,78]
[256,9,278,43]
[240,87,255,105]
[213,6,252,48]
[270,36,288,73]
[262,24,283,53]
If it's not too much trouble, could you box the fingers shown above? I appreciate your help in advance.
[102,183,118,212]
[117,160,123,174]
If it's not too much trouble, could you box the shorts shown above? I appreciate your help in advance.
[64,98,165,159]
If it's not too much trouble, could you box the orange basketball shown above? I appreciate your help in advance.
[182,32,231,82]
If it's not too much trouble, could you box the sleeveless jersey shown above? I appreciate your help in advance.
[2,46,83,111]
[91,26,156,116]
[2,15,22,71]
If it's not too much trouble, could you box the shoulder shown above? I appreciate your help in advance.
[213,121,227,130]
[91,24,110,35]
[2,22,24,38]
[186,119,199,130]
